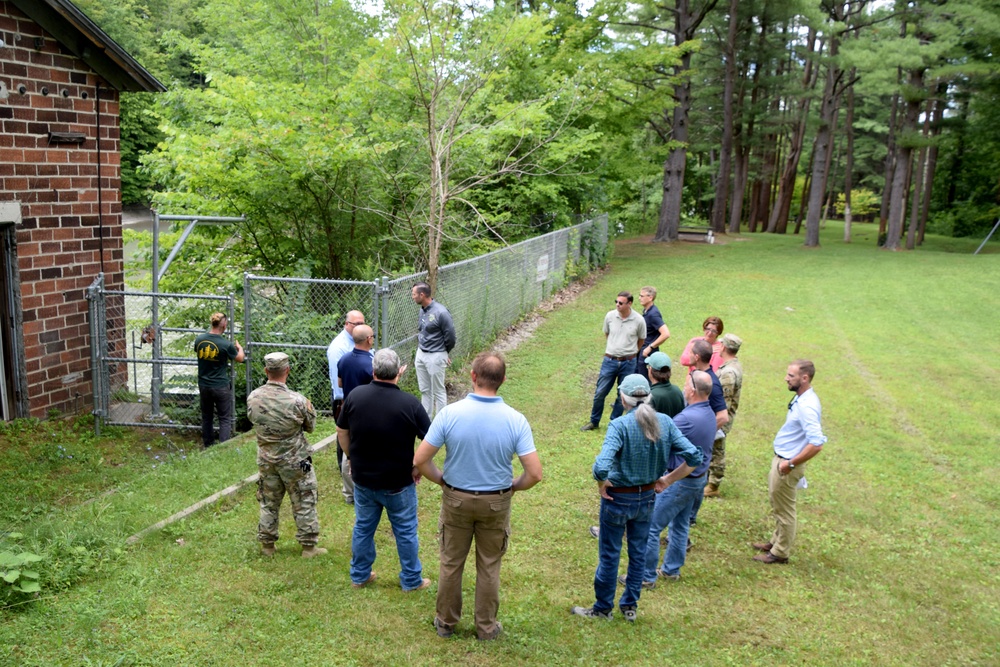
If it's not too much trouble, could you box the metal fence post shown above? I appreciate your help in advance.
[150,210,162,418]
[86,273,103,436]
[379,276,389,351]
[228,292,236,429]
[244,273,253,399]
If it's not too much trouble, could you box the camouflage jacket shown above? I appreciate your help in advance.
[718,358,743,435]
[247,381,316,465]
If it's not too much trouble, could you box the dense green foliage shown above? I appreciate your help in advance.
[80,0,1000,273]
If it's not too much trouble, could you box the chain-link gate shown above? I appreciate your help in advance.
[86,273,236,434]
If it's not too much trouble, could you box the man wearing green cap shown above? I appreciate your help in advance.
[647,351,685,418]
[247,352,327,559]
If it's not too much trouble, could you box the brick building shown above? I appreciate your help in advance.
[1,0,163,420]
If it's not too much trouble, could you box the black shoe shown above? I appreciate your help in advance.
[580,422,599,432]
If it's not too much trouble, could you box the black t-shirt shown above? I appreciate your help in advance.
[337,380,432,490]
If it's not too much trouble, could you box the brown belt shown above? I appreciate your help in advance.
[608,482,656,493]
[444,482,512,496]
[605,354,637,361]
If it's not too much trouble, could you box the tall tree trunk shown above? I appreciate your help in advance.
[843,70,856,243]
[655,73,691,242]
[906,98,933,249]
[710,0,740,234]
[884,68,926,250]
[768,28,818,234]
[918,83,947,245]
[728,142,749,233]
[879,92,899,236]
[906,147,925,250]
[653,0,721,242]
[803,46,840,247]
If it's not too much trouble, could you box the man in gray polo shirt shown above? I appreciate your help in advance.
[411,281,457,418]
[581,291,647,431]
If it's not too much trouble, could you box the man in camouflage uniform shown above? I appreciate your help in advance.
[704,334,743,497]
[247,352,327,558]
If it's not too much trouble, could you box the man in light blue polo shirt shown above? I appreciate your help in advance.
[414,352,542,641]
[753,360,827,564]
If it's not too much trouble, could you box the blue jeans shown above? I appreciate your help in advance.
[589,356,637,426]
[351,483,424,590]
[643,476,706,580]
[635,341,657,380]
[593,489,655,613]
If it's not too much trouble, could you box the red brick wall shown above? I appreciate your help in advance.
[1,1,124,418]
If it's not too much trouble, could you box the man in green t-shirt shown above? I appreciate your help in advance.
[194,312,245,447]
[647,352,685,418]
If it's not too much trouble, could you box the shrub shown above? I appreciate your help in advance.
[835,189,880,220]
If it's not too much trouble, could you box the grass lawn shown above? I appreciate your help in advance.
[1,222,997,666]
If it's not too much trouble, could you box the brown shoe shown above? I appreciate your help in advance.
[703,484,720,497]
[352,572,377,588]
[752,552,788,564]
[260,543,276,557]
[751,542,774,552]
[405,577,432,592]
[301,545,328,559]
[477,621,503,641]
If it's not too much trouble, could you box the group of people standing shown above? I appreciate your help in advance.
[193,280,826,636]
[573,287,826,621]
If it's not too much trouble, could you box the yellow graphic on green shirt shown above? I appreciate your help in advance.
[197,341,221,361]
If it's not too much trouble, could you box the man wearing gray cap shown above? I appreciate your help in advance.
[704,333,744,497]
[571,374,701,623]
[588,352,686,541]
[247,352,327,558]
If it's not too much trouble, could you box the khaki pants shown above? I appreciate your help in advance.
[767,455,806,559]
[436,486,511,639]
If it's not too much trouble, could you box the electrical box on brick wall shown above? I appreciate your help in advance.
[0,201,22,227]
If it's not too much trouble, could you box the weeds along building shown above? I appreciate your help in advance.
[0,0,163,420]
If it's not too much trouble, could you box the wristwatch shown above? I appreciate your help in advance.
[788,462,795,469]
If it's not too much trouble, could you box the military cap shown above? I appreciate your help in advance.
[720,333,743,352]
[263,352,290,371]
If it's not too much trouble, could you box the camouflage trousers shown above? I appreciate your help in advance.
[707,435,726,488]
[257,459,320,547]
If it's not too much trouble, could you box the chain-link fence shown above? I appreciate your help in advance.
[243,214,608,411]
[89,214,608,432]
[86,274,235,432]
[242,276,379,413]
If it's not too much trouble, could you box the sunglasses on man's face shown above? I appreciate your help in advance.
[615,300,627,306]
